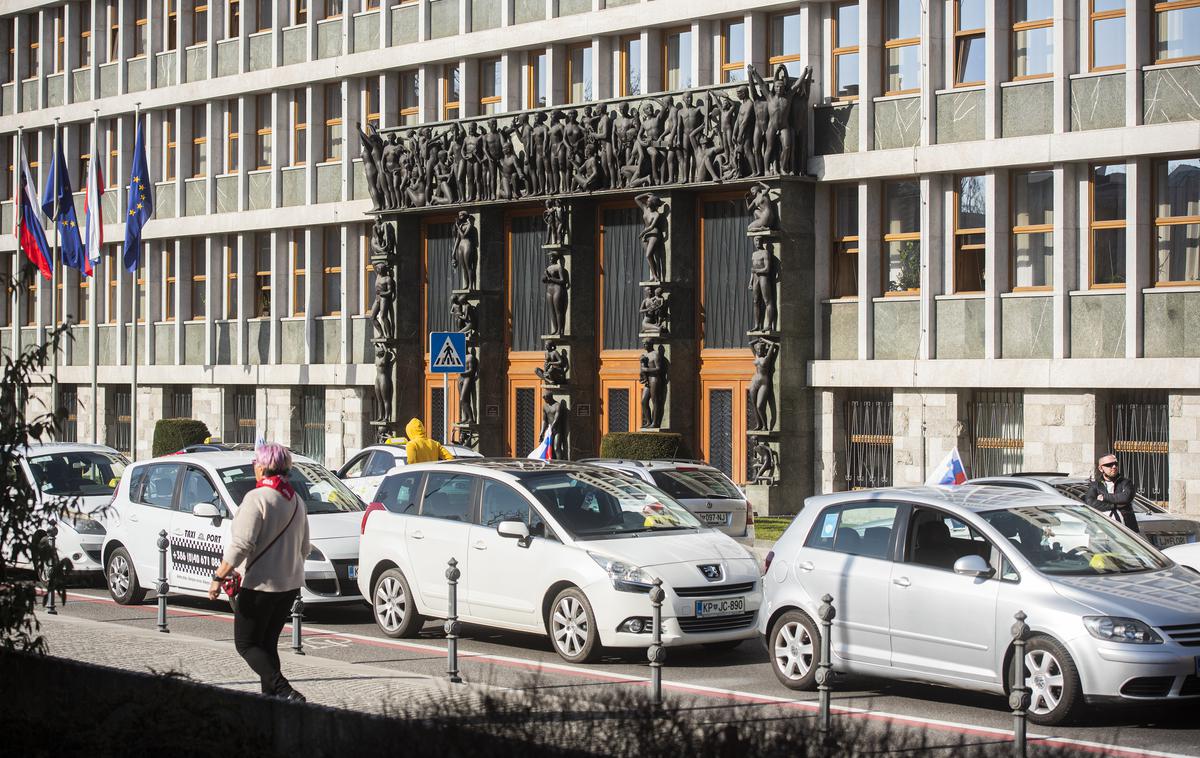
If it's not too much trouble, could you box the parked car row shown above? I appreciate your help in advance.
[14,442,1200,725]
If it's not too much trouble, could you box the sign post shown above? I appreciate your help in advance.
[429,331,467,443]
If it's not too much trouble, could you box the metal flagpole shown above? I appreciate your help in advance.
[130,105,140,459]
[15,125,22,362]
[51,118,60,439]
[91,111,100,444]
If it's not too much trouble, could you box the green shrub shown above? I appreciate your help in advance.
[599,432,692,461]
[152,419,212,457]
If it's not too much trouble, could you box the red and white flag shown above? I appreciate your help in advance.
[82,122,104,276]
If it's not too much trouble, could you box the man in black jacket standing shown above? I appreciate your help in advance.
[1085,454,1140,533]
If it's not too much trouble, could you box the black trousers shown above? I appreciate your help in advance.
[233,587,299,695]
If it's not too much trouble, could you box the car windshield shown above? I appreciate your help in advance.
[649,468,743,500]
[981,505,1168,576]
[1054,483,1163,515]
[219,462,365,515]
[518,470,702,539]
[27,451,128,497]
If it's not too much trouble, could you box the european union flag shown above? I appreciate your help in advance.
[40,140,87,274]
[123,120,154,272]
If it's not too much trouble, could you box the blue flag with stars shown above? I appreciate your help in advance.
[123,120,154,272]
[40,140,87,274]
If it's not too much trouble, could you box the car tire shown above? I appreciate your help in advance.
[768,609,820,690]
[549,587,601,664]
[703,639,744,652]
[1014,635,1083,726]
[106,547,147,605]
[372,568,425,638]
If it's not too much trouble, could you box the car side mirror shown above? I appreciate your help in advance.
[953,554,994,578]
[497,520,531,547]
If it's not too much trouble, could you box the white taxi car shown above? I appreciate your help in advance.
[102,451,365,605]
[338,440,482,501]
[14,443,128,573]
[357,459,762,663]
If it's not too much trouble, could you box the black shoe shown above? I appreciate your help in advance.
[278,688,306,703]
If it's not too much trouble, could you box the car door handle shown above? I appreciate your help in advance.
[129,514,139,523]
[893,576,911,588]
[797,561,814,572]
[472,541,487,551]
[410,531,423,540]
[172,528,183,536]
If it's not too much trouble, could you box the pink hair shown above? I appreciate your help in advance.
[254,443,292,475]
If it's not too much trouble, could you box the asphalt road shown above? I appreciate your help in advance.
[49,585,1198,758]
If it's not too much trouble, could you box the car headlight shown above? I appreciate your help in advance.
[306,546,326,562]
[61,513,106,535]
[588,552,653,593]
[1083,616,1163,644]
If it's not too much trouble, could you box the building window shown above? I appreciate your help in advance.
[80,6,92,67]
[323,83,342,161]
[845,390,893,489]
[227,0,241,37]
[134,0,149,57]
[720,19,746,83]
[106,119,119,189]
[59,385,78,442]
[661,28,692,91]
[1088,1,1124,71]
[292,0,308,25]
[163,248,176,321]
[164,112,177,180]
[883,180,921,294]
[362,77,380,130]
[1090,163,1127,287]
[1012,169,1054,290]
[361,232,374,315]
[1155,0,1200,63]
[1107,391,1169,505]
[884,0,921,95]
[954,0,986,86]
[832,184,859,299]
[165,0,178,50]
[191,106,207,177]
[322,228,341,316]
[769,10,802,77]
[325,0,342,19]
[254,232,271,317]
[1154,156,1200,286]
[479,57,502,114]
[69,268,88,325]
[832,2,860,99]
[527,51,547,108]
[257,0,273,31]
[954,175,986,293]
[399,70,419,125]
[51,7,66,72]
[1012,0,1053,79]
[168,387,193,419]
[567,43,593,103]
[193,1,208,45]
[620,35,641,96]
[233,387,257,444]
[0,253,10,327]
[224,239,238,319]
[225,100,239,173]
[190,243,207,320]
[24,271,37,326]
[292,234,306,315]
[105,2,118,63]
[968,390,1024,477]
[292,89,307,164]
[255,94,272,169]
[442,63,460,119]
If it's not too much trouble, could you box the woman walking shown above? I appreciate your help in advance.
[208,443,310,701]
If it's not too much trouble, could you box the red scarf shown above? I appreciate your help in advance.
[257,474,297,501]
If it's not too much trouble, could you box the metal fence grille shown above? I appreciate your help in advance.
[608,388,629,433]
[844,390,893,490]
[516,388,536,456]
[1108,391,1169,504]
[300,388,326,464]
[968,390,1024,477]
[169,388,193,419]
[58,386,78,442]
[707,389,733,477]
[430,387,445,443]
[109,389,132,455]
[234,389,257,444]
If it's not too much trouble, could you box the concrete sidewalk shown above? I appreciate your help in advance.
[37,612,480,715]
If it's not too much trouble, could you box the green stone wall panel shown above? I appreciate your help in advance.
[316,164,341,204]
[353,13,380,53]
[155,325,174,363]
[185,179,206,216]
[351,161,367,201]
[314,318,340,363]
[471,0,501,31]
[1144,65,1200,124]
[1000,296,1052,359]
[155,183,176,218]
[183,323,206,365]
[935,298,985,359]
[1144,291,1200,358]
[317,19,342,59]
[99,63,119,97]
[184,47,206,82]
[249,33,272,70]
[605,0,637,6]
[98,326,116,365]
[1002,81,1052,138]
[215,321,236,364]
[281,320,305,364]
[247,171,270,210]
[824,301,858,360]
[936,89,984,144]
[1071,73,1125,131]
[216,40,239,77]
[216,175,238,214]
[282,27,307,65]
[429,0,460,39]
[873,299,920,360]
[155,52,176,86]
[20,79,36,111]
[247,320,269,364]
[814,103,858,155]
[101,190,120,221]
[281,168,306,206]
[351,317,371,364]
[0,202,12,232]
[558,0,591,16]
[127,58,147,91]
[72,70,91,100]
[514,0,545,24]
[1070,293,1125,358]
[2,83,13,115]
[46,74,64,107]
[391,5,419,44]
[874,96,921,150]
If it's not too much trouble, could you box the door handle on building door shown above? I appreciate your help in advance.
[893,576,911,588]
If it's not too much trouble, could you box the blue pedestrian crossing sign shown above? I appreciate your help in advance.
[430,331,467,374]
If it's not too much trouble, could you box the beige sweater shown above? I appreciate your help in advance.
[222,485,311,592]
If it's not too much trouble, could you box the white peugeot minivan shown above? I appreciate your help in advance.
[357,459,762,663]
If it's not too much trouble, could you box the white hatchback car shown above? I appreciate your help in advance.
[357,460,762,663]
[337,441,483,501]
[102,452,366,605]
[14,443,128,573]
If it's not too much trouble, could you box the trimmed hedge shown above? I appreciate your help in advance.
[599,432,692,461]
[152,418,212,457]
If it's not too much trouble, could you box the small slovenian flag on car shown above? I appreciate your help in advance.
[528,429,554,461]
[926,447,968,486]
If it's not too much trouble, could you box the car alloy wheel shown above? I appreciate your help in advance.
[374,576,407,634]
[548,588,600,663]
[106,546,146,605]
[1025,648,1065,715]
[108,554,130,597]
[775,620,815,680]
[1015,635,1082,726]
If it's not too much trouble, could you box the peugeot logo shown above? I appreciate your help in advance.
[697,564,723,582]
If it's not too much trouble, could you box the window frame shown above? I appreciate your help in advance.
[953,174,987,295]
[399,70,420,124]
[1088,0,1125,72]
[768,10,803,75]
[191,106,208,178]
[882,180,922,296]
[1089,162,1128,289]
[1010,167,1055,292]
[52,6,66,72]
[255,93,272,169]
[291,234,306,316]
[1154,0,1200,65]
[362,77,381,131]
[361,232,374,315]
[225,101,240,174]
[953,0,986,88]
[227,0,241,38]
[442,63,460,119]
[720,18,746,84]
[132,0,149,58]
[163,247,177,321]
[831,2,861,101]
[478,57,502,114]
[189,243,207,321]
[192,1,209,46]
[802,501,903,560]
[164,113,177,180]
[831,183,860,300]
[660,26,692,92]
[291,90,307,166]
[165,0,178,50]
[224,239,238,320]
[79,8,93,67]
[883,0,921,96]
[566,42,593,103]
[1151,155,1200,287]
[619,34,641,96]
[323,82,343,163]
[527,50,547,109]
[1011,0,1054,81]
[321,227,342,317]
[256,0,273,31]
[254,232,272,318]
[324,0,342,19]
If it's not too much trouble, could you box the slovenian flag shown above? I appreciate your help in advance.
[15,141,52,280]
[926,447,968,486]
[83,122,104,275]
[528,428,554,460]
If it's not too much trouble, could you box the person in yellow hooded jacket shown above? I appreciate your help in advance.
[404,418,455,463]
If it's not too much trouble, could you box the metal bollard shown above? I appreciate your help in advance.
[1010,611,1031,758]
[290,595,306,655]
[445,558,462,684]
[816,593,837,740]
[647,578,666,707]
[45,526,59,615]
[156,530,170,633]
